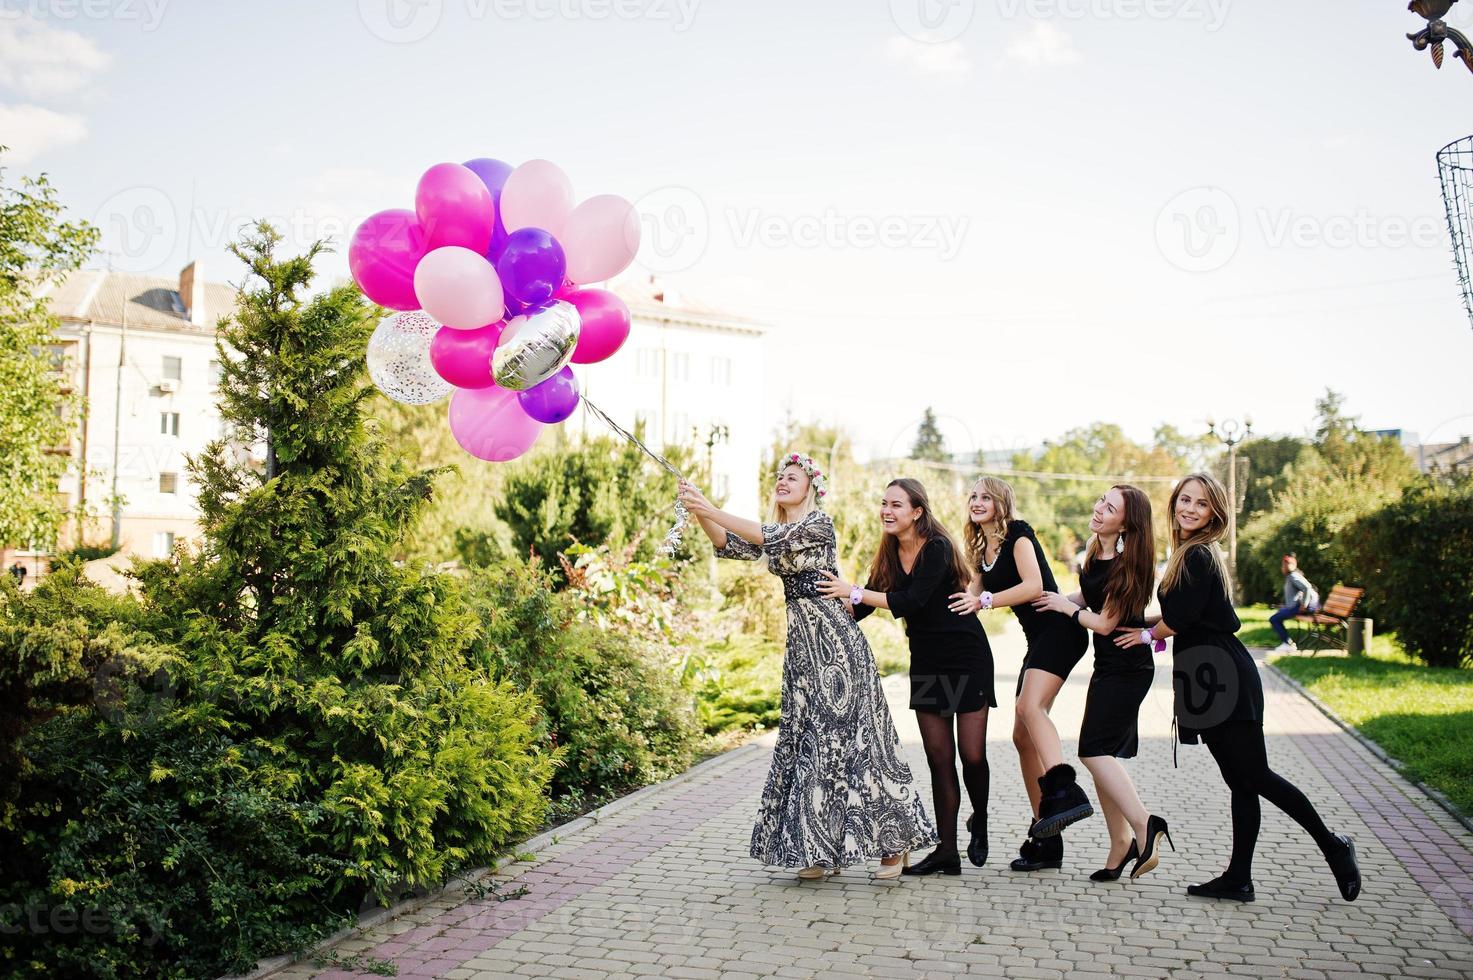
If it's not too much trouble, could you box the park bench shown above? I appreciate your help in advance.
[1294,584,1366,653]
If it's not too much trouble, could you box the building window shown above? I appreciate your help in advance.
[636,348,660,379]
[209,359,223,388]
[710,356,732,386]
[47,344,69,372]
[162,356,183,381]
[160,412,180,436]
[159,472,179,494]
[153,531,176,557]
[672,352,690,381]
[715,474,730,500]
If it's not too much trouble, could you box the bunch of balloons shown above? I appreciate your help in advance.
[352,157,640,461]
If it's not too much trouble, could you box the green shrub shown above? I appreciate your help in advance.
[1343,479,1473,668]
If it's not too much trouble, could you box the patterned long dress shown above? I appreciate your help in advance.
[717,510,938,869]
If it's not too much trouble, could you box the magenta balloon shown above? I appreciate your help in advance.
[414,246,505,330]
[416,163,496,253]
[566,288,632,364]
[448,385,542,462]
[349,209,427,310]
[562,195,640,284]
[500,159,574,237]
[496,227,567,307]
[517,366,580,424]
[429,321,503,389]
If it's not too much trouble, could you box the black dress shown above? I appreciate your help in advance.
[1076,553,1155,759]
[979,520,1086,690]
[1159,545,1264,744]
[856,537,997,715]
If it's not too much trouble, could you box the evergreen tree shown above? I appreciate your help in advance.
[0,151,98,550]
[910,407,948,463]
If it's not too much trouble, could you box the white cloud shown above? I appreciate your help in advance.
[884,36,972,77]
[0,103,88,163]
[0,13,112,98]
[1002,22,1081,67]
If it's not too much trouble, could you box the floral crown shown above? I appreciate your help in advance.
[778,452,828,500]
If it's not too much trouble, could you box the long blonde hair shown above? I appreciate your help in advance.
[1159,471,1232,599]
[768,460,821,525]
[963,476,1016,569]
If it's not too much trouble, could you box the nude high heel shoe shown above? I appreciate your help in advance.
[873,850,909,881]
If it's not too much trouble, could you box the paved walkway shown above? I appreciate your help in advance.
[278,622,1473,980]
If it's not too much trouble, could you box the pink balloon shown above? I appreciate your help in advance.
[448,385,542,462]
[430,322,503,389]
[349,209,427,310]
[414,246,505,330]
[500,160,574,238]
[562,195,640,284]
[566,288,632,364]
[416,163,496,252]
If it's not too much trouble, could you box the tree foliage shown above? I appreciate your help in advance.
[0,151,99,550]
[910,406,948,463]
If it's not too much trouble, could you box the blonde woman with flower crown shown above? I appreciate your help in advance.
[679,454,937,881]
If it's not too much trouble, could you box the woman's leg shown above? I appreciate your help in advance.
[1204,727,1264,883]
[1081,755,1147,863]
[1013,705,1045,817]
[954,707,991,818]
[1231,722,1339,851]
[1016,669,1067,772]
[916,710,961,856]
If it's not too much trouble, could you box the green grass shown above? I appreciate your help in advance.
[1250,607,1473,816]
[1235,604,1406,660]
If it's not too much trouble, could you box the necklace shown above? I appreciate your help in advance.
[980,545,1001,573]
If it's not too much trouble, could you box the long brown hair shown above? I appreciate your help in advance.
[1159,471,1232,599]
[963,476,1016,570]
[1083,485,1155,620]
[867,479,973,593]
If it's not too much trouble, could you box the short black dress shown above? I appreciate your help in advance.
[1159,545,1264,744]
[979,520,1086,691]
[1076,553,1155,759]
[856,537,997,715]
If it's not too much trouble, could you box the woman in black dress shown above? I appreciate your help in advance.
[1115,472,1361,903]
[948,477,1090,872]
[819,479,997,875]
[1034,485,1169,881]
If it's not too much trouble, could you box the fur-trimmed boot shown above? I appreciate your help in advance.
[1031,764,1094,838]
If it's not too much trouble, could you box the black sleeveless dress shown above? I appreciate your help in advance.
[979,520,1087,693]
[1076,552,1155,759]
[856,537,997,715]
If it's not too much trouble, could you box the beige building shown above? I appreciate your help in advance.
[2,263,237,578]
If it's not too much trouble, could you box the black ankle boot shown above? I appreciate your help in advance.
[1325,834,1361,902]
[903,848,962,876]
[1031,764,1094,838]
[1009,834,1063,872]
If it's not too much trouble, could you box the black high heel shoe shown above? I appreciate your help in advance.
[903,849,962,876]
[1129,815,1174,880]
[1090,840,1139,882]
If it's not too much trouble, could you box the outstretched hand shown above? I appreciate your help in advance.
[816,569,853,600]
[948,592,982,615]
[677,479,714,518]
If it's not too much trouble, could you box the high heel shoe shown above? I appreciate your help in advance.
[872,850,909,880]
[1129,815,1174,880]
[903,849,961,876]
[1089,840,1139,882]
[796,865,840,880]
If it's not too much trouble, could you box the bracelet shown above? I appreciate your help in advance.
[980,591,993,611]
[1072,608,1083,623]
[1139,629,1153,648]
[850,585,864,606]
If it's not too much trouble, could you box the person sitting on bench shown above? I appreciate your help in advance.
[1271,553,1319,653]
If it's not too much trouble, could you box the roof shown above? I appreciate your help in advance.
[612,276,765,337]
[36,268,239,334]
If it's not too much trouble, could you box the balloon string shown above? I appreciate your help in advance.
[579,395,689,556]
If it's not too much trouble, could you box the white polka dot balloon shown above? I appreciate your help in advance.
[366,310,454,405]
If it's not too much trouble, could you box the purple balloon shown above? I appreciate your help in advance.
[349,209,427,311]
[416,163,495,252]
[517,366,580,424]
[429,322,503,389]
[496,227,566,308]
[464,158,513,263]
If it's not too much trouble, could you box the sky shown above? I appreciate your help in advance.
[4,0,1472,460]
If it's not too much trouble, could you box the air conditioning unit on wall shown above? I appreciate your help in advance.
[157,379,179,394]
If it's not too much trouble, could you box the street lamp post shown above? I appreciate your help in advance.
[1206,414,1252,601]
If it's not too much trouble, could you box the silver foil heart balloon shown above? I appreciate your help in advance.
[491,301,582,391]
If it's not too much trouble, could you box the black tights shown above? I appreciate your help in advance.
[1203,720,1338,883]
[916,708,990,855]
